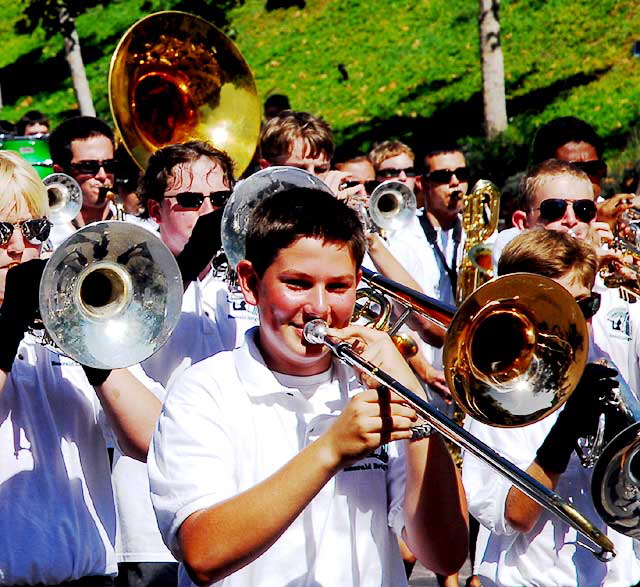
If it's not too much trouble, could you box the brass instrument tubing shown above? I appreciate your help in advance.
[304,320,616,561]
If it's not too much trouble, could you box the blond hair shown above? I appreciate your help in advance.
[0,150,48,222]
[368,140,414,171]
[519,159,592,212]
[498,227,597,288]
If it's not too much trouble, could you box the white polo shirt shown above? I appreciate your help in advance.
[462,337,640,586]
[148,328,408,587]
[113,273,258,564]
[0,334,160,585]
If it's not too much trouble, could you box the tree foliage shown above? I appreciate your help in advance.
[15,0,110,37]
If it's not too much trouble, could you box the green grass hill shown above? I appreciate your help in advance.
[1,0,640,187]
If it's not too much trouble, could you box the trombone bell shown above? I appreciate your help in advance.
[444,273,588,427]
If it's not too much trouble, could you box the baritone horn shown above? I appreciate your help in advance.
[39,221,183,369]
[109,11,261,175]
[307,271,616,559]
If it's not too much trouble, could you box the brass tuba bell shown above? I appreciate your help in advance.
[109,11,261,175]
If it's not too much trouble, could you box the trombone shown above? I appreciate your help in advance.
[310,268,616,560]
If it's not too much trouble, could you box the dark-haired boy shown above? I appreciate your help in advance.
[148,188,468,587]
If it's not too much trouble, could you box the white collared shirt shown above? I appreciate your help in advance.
[149,328,409,587]
[0,335,160,584]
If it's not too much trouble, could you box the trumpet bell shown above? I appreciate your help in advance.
[109,11,261,175]
[444,273,588,426]
[43,172,82,224]
[368,180,416,233]
[221,166,332,270]
[39,221,183,369]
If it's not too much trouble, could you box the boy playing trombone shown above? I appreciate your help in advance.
[148,187,468,586]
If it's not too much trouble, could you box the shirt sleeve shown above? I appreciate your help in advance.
[461,417,546,536]
[386,439,407,537]
[147,358,239,559]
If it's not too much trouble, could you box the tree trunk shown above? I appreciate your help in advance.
[479,0,507,139]
[58,3,95,116]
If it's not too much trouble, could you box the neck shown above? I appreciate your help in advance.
[78,204,111,226]
[427,210,457,232]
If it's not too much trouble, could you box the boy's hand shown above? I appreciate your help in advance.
[327,323,422,393]
[322,388,417,469]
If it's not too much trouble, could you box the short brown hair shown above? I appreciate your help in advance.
[498,227,597,288]
[260,110,334,164]
[368,140,414,171]
[519,159,592,212]
[137,141,235,218]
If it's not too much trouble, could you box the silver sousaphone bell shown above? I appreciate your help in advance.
[221,166,332,269]
[39,221,183,369]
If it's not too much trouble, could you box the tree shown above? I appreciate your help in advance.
[478,0,508,139]
[16,0,104,116]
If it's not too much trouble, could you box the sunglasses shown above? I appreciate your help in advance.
[70,159,119,175]
[0,218,51,246]
[536,198,597,223]
[164,190,233,209]
[576,292,601,320]
[427,167,471,183]
[341,179,380,193]
[376,167,417,179]
[572,159,607,179]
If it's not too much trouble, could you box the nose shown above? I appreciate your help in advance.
[562,202,578,226]
[95,164,108,181]
[398,170,408,183]
[450,172,460,187]
[304,285,329,319]
[200,195,214,215]
[6,229,26,255]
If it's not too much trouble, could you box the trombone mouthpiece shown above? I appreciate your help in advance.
[303,319,328,345]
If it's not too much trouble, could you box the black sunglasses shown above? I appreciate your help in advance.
[376,167,417,179]
[536,198,597,223]
[0,218,51,246]
[70,159,119,175]
[572,159,607,179]
[427,166,471,183]
[164,190,233,209]
[576,292,601,320]
[341,179,380,193]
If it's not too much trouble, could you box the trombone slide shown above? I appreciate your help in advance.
[303,319,616,561]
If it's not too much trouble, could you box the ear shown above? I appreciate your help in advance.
[53,163,64,173]
[512,210,528,230]
[236,259,260,307]
[147,199,163,225]
[258,158,271,170]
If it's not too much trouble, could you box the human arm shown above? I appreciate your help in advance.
[332,324,468,576]
[367,233,446,347]
[407,346,452,404]
[173,327,419,585]
[0,260,46,397]
[504,363,617,533]
[92,368,162,462]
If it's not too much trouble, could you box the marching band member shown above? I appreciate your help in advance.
[0,149,164,586]
[148,187,468,587]
[463,228,640,587]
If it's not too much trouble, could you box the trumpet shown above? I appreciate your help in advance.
[599,236,640,302]
[363,180,416,237]
[329,267,616,559]
[43,172,82,225]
